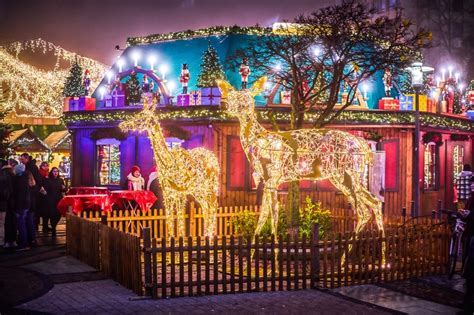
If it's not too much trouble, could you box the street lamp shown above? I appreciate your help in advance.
[407,61,434,217]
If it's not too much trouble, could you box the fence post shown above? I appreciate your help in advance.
[311,223,320,289]
[142,227,153,297]
[402,207,406,225]
[101,214,107,225]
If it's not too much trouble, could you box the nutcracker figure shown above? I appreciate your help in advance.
[142,74,151,93]
[239,58,250,90]
[383,69,392,97]
[83,69,91,96]
[179,64,190,94]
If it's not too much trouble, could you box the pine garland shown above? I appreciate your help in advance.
[126,72,142,105]
[196,45,226,88]
[63,61,85,97]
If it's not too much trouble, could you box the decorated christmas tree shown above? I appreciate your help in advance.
[0,85,12,159]
[196,45,226,88]
[63,61,85,97]
[126,72,142,105]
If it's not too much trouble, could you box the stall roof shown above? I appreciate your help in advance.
[9,129,50,152]
[44,130,71,152]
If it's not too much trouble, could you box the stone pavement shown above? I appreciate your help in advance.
[333,285,462,314]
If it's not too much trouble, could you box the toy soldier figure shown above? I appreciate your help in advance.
[239,58,250,90]
[179,64,190,94]
[142,74,151,93]
[383,69,392,97]
[83,69,91,96]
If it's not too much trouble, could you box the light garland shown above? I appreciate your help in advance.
[119,97,220,238]
[127,26,273,46]
[218,77,386,263]
[0,39,108,118]
[63,106,474,132]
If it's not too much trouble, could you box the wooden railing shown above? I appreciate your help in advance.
[79,203,434,239]
[66,214,143,295]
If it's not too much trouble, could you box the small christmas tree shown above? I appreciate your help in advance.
[63,61,85,97]
[126,72,142,105]
[0,85,12,159]
[197,45,226,88]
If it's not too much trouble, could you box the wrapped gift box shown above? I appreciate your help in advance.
[399,95,413,110]
[79,96,96,111]
[466,110,474,120]
[63,97,71,112]
[200,87,221,105]
[176,94,190,106]
[404,94,433,112]
[281,91,291,104]
[378,98,400,110]
[426,98,436,113]
[104,95,113,107]
[112,90,125,107]
[190,90,201,106]
[68,97,80,111]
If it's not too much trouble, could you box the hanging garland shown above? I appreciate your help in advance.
[422,132,443,146]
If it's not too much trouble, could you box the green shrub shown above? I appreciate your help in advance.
[231,209,257,241]
[259,206,288,239]
[298,196,332,239]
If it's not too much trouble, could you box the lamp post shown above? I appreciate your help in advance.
[407,61,434,217]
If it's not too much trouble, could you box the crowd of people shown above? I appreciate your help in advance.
[0,153,66,251]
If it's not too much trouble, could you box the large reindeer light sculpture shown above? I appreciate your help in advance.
[218,77,386,262]
[120,98,220,238]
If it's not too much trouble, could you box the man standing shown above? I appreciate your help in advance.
[20,153,41,231]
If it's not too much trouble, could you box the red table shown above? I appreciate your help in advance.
[67,186,110,196]
[57,194,111,215]
[109,190,157,212]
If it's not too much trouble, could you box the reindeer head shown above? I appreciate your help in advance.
[217,77,267,117]
[119,96,159,132]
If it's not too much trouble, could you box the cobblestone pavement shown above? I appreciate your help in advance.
[17,280,397,314]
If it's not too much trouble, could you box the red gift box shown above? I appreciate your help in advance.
[378,98,400,110]
[79,96,96,111]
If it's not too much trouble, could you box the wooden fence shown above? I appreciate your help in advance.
[79,203,434,239]
[141,223,450,298]
[66,215,143,295]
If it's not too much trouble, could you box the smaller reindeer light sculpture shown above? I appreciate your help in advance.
[218,77,386,263]
[120,97,220,238]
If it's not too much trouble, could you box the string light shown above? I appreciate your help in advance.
[119,97,220,238]
[0,39,107,118]
[218,77,386,263]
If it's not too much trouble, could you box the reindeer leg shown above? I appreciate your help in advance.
[361,189,386,265]
[176,196,186,238]
[163,194,176,239]
[270,188,279,237]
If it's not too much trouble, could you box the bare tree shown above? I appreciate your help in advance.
[229,0,430,129]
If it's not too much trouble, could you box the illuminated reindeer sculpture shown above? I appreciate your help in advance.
[120,97,219,238]
[218,77,385,262]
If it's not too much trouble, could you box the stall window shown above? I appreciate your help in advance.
[423,143,438,190]
[453,145,464,180]
[97,138,121,186]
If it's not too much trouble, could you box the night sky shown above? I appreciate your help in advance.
[0,0,333,65]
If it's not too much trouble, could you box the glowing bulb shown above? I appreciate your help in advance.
[167,80,176,94]
[455,73,460,83]
[160,64,169,80]
[131,50,141,67]
[458,83,464,93]
[312,45,322,56]
[117,58,125,72]
[99,86,106,100]
[441,68,446,81]
[273,63,282,72]
[448,66,453,78]
[106,71,113,84]
[148,55,157,70]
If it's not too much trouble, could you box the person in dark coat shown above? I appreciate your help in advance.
[20,153,42,231]
[12,164,35,250]
[37,161,50,232]
[46,167,66,237]
[146,166,164,211]
[1,159,14,247]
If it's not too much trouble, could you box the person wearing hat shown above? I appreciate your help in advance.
[127,165,145,191]
[146,166,164,210]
